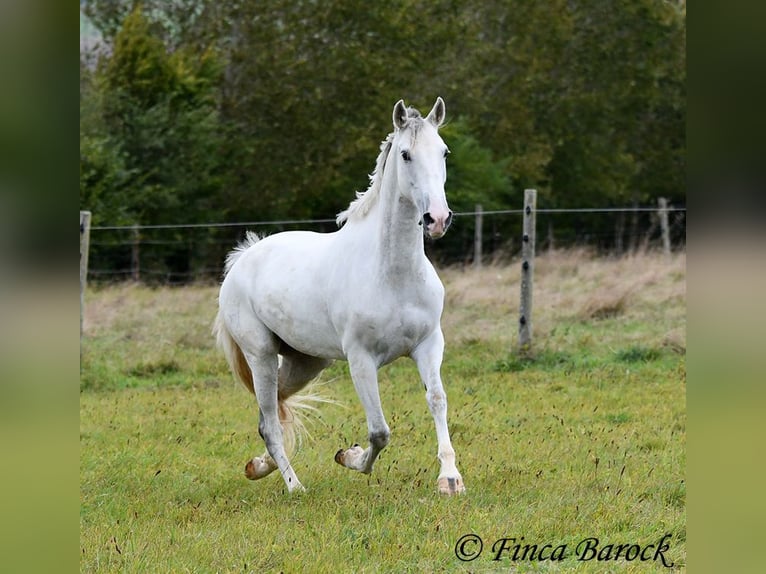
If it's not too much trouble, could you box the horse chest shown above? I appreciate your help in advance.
[342,292,439,364]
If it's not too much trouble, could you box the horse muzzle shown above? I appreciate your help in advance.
[423,210,453,239]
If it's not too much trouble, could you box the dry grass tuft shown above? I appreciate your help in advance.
[662,328,686,354]
[84,282,218,344]
[438,249,685,349]
[578,285,633,320]
[81,250,685,386]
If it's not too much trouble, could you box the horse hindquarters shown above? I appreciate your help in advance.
[214,309,334,490]
[213,307,305,491]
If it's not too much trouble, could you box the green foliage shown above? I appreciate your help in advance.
[543,0,686,208]
[79,123,134,227]
[615,345,664,363]
[94,6,223,225]
[82,6,225,278]
[80,1,685,276]
[441,119,512,212]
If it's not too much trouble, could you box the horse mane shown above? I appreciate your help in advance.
[336,107,424,226]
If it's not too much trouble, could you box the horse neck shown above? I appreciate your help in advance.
[374,166,426,277]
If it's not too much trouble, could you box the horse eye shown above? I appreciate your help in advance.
[401,150,411,162]
[443,148,450,158]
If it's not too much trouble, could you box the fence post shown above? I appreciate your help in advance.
[131,224,141,282]
[80,211,91,338]
[473,204,483,269]
[547,219,555,252]
[519,189,536,354]
[614,211,625,255]
[658,197,671,256]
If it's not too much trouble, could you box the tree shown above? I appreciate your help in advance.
[81,5,224,279]
[545,0,685,208]
[80,0,685,277]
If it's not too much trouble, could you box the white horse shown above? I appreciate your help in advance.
[213,97,465,495]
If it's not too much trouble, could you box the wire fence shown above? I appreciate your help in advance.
[84,205,686,283]
[89,207,684,231]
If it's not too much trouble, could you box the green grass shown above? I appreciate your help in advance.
[80,251,686,572]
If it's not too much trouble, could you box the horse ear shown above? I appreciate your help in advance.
[426,96,446,127]
[392,99,408,130]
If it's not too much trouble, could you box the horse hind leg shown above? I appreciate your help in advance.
[245,347,332,488]
[215,311,281,481]
[242,347,305,493]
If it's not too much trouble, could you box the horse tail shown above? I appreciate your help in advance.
[224,230,261,275]
[213,311,255,395]
[277,386,336,455]
[214,230,262,394]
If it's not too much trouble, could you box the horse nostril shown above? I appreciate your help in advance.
[423,212,435,226]
[445,211,453,227]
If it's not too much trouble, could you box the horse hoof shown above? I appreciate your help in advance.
[335,445,366,468]
[245,460,259,480]
[287,481,307,494]
[437,476,466,496]
[245,456,276,480]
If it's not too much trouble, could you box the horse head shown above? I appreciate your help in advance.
[391,97,453,239]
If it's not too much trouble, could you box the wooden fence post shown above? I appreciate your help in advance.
[519,189,536,354]
[547,219,555,252]
[80,211,91,338]
[658,197,670,256]
[473,204,483,269]
[615,211,625,255]
[131,224,141,282]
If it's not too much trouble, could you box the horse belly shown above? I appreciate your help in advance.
[258,288,343,359]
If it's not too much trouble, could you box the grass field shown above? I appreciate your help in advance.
[80,249,686,572]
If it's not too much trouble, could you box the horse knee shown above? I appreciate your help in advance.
[426,388,447,412]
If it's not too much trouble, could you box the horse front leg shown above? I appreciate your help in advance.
[334,353,390,474]
[412,329,465,495]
